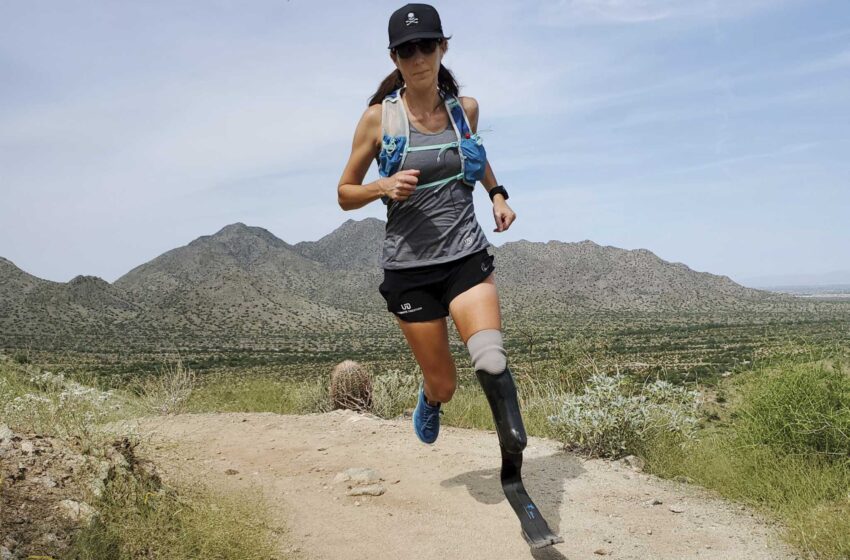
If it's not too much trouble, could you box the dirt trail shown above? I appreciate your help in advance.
[116,410,797,560]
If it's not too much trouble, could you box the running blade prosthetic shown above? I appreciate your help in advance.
[476,367,563,549]
[501,448,564,549]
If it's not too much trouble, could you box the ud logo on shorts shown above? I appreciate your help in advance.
[398,301,423,314]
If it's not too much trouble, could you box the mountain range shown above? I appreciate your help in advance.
[0,219,798,352]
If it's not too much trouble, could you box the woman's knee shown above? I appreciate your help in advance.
[424,370,457,403]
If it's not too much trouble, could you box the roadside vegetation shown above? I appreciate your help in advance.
[170,340,850,559]
[641,352,850,559]
[0,355,292,560]
[5,316,849,559]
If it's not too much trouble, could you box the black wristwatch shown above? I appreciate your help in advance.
[488,185,509,201]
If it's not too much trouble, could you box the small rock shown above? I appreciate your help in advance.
[346,483,386,497]
[0,424,13,444]
[622,455,645,471]
[39,475,58,489]
[354,500,361,506]
[645,498,663,506]
[646,529,653,535]
[21,441,34,454]
[90,479,106,499]
[669,504,686,513]
[57,499,98,525]
[317,447,327,452]
[594,548,609,555]
[333,467,381,485]
[241,418,247,422]
[38,532,60,547]
[96,460,112,483]
[224,468,239,475]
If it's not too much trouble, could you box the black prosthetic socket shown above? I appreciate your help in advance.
[475,365,528,455]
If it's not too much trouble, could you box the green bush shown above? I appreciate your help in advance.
[547,372,701,458]
[735,359,850,458]
[642,355,850,559]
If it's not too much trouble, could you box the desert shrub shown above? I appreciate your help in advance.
[2,365,120,444]
[371,368,418,418]
[547,372,701,458]
[642,355,850,560]
[297,375,334,414]
[131,359,197,415]
[735,359,850,459]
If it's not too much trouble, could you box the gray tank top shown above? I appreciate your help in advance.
[380,119,491,269]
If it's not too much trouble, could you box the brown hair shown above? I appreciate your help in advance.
[367,63,461,106]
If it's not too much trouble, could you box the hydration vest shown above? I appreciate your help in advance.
[376,86,487,205]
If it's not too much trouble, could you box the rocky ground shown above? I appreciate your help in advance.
[114,410,800,560]
[0,424,160,559]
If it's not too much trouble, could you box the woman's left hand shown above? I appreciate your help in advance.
[492,198,516,232]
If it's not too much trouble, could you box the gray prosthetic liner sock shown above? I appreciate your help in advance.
[467,329,507,375]
[468,329,527,454]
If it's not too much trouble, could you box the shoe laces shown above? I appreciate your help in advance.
[425,408,444,428]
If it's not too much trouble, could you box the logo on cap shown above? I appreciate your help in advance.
[405,12,419,26]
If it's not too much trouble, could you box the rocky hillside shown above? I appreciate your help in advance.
[293,217,384,270]
[0,258,141,347]
[0,219,800,351]
[492,239,780,315]
[113,222,381,336]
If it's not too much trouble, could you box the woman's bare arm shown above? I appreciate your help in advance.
[337,105,385,211]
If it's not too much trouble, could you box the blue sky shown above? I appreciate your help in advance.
[1,0,848,285]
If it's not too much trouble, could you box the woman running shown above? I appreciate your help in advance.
[336,2,524,447]
[336,4,563,548]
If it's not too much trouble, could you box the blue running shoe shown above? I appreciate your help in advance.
[413,384,443,444]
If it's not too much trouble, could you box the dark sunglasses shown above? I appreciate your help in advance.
[393,38,440,59]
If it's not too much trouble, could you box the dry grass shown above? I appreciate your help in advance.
[0,354,296,559]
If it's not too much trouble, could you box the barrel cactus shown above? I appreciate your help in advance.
[329,360,373,412]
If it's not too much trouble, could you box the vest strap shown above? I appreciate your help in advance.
[405,140,459,164]
[405,141,457,152]
[415,172,464,190]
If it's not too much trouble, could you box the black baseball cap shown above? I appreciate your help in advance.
[388,4,447,49]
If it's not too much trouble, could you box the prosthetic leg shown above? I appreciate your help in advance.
[476,366,564,549]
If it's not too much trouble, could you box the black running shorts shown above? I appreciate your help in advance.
[378,248,496,322]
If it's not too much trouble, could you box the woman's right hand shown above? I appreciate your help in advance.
[380,169,420,201]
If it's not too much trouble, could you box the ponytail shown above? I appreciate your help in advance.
[367,63,461,106]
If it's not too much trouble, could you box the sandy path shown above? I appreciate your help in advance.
[117,410,797,560]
